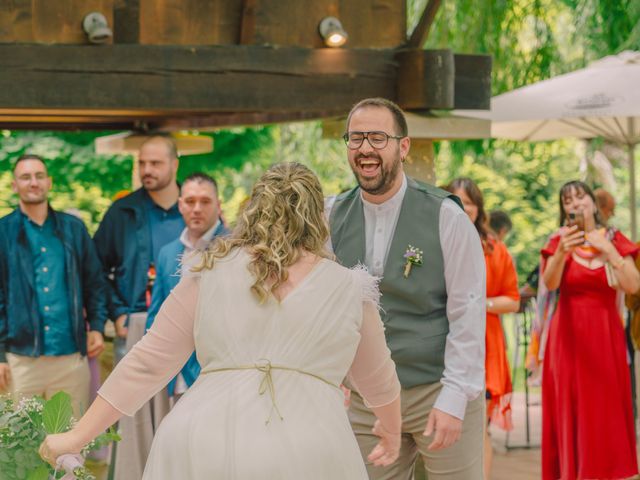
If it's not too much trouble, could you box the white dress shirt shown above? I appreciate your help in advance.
[362,175,408,276]
[326,176,485,419]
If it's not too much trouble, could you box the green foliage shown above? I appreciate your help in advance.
[0,397,46,480]
[0,130,132,199]
[0,393,119,480]
[560,0,640,55]
[26,465,50,480]
[42,392,73,435]
[177,128,275,177]
[437,140,583,275]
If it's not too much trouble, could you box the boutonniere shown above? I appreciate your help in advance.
[403,245,423,278]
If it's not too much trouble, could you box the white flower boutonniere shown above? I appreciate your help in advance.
[403,245,423,278]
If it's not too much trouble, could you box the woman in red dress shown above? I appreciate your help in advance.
[447,178,520,479]
[541,180,640,479]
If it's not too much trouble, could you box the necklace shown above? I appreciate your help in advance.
[573,228,606,259]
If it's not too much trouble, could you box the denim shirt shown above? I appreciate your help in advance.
[145,193,184,266]
[23,215,76,355]
[0,207,107,362]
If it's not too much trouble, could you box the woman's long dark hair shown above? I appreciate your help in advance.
[445,177,492,250]
[558,180,602,228]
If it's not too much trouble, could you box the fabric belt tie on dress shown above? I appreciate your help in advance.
[201,359,340,425]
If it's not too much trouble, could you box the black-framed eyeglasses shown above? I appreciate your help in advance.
[342,131,405,150]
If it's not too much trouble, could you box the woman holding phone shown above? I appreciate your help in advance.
[541,180,640,480]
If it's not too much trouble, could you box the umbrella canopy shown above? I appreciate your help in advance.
[458,50,640,238]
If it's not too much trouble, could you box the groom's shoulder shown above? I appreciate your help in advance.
[334,186,360,204]
[407,177,447,199]
[407,177,463,209]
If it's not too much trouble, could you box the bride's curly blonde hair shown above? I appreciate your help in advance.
[196,162,332,303]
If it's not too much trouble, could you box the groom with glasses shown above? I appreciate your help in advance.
[328,97,486,479]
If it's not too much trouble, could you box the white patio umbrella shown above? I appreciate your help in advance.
[458,50,640,239]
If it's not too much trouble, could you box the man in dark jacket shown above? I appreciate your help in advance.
[94,135,184,357]
[93,135,185,480]
[0,154,107,415]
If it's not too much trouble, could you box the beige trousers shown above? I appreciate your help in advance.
[349,382,484,480]
[111,312,171,480]
[7,352,90,417]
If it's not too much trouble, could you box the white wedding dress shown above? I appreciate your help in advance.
[99,248,400,479]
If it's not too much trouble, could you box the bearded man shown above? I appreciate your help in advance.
[327,98,486,480]
[94,135,185,480]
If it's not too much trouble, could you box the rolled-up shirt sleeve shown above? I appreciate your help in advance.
[433,198,486,420]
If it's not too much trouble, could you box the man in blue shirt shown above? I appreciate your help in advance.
[146,172,228,403]
[0,154,107,416]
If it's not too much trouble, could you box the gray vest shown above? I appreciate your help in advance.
[330,177,461,388]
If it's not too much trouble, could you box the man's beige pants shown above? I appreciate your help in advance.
[7,352,90,417]
[349,382,484,480]
[111,312,171,480]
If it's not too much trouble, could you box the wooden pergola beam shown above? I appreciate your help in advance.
[0,44,491,130]
[0,44,397,112]
[407,0,442,48]
[114,0,141,43]
[239,0,258,44]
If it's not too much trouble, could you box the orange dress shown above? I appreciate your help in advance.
[485,237,520,430]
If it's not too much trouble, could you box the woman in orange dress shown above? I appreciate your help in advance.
[447,178,520,479]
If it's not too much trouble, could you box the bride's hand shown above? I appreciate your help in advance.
[39,432,82,467]
[368,420,400,467]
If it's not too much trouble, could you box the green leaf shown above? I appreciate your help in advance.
[88,426,121,452]
[15,465,26,479]
[42,392,73,434]
[26,465,50,480]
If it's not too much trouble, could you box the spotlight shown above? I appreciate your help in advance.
[82,12,113,44]
[319,17,348,47]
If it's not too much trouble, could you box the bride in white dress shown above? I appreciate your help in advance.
[40,162,402,479]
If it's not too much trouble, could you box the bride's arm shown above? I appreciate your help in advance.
[39,276,200,464]
[347,300,402,466]
[40,396,122,462]
[98,276,199,415]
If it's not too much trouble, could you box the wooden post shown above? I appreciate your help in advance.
[131,152,141,190]
[404,138,436,185]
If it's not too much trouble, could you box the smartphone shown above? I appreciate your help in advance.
[567,211,585,231]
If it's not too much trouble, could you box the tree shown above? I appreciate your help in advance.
[407,0,639,276]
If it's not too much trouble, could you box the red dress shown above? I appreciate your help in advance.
[541,231,638,480]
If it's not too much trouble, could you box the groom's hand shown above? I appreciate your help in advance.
[423,408,462,450]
